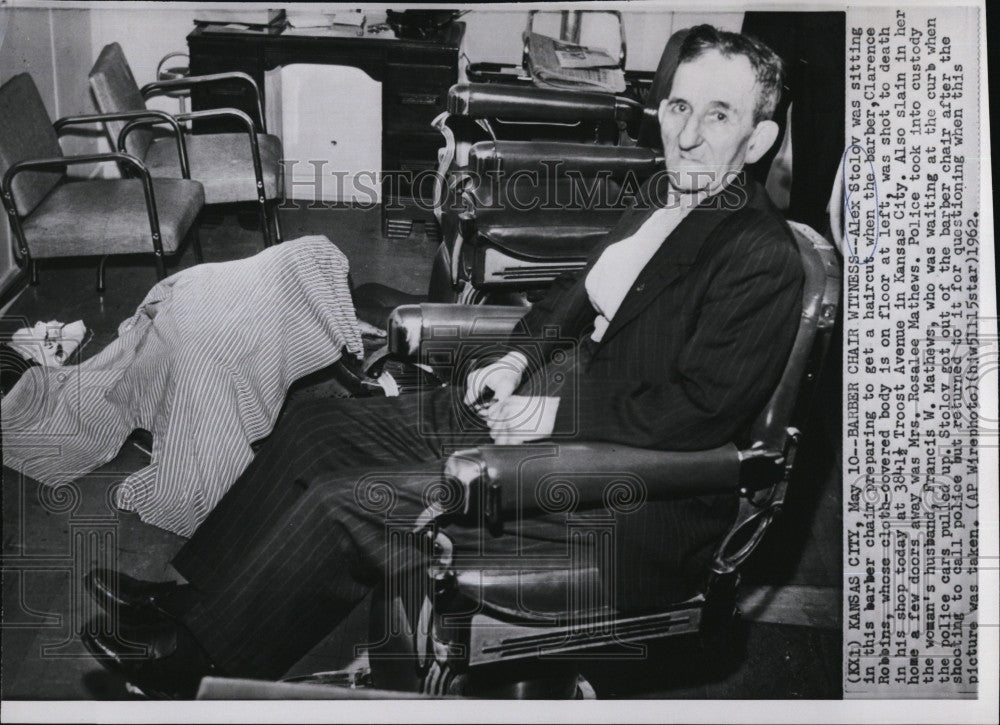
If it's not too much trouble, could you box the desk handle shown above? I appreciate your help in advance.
[398,92,440,106]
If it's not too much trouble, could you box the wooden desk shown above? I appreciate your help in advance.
[187,23,465,239]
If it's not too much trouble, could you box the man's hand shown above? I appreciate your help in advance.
[463,352,528,415]
[485,395,560,445]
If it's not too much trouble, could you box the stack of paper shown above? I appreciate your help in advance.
[525,32,626,93]
[194,8,286,29]
[334,10,366,27]
[285,12,335,29]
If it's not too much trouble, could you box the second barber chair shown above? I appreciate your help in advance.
[426,27,689,304]
[351,28,688,319]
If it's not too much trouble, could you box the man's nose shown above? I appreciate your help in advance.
[677,114,702,150]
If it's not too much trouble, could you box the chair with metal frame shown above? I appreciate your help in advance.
[349,219,841,697]
[0,73,205,293]
[88,42,283,247]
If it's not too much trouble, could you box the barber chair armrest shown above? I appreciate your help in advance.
[387,303,530,361]
[448,83,641,124]
[442,442,747,535]
[468,141,662,180]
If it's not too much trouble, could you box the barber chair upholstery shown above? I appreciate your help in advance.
[88,42,283,247]
[349,30,686,318]
[344,220,839,697]
[426,29,688,304]
[0,73,205,291]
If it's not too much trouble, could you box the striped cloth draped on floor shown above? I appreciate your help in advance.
[1,236,364,537]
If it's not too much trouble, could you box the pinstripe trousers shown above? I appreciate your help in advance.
[172,385,736,679]
[172,387,574,679]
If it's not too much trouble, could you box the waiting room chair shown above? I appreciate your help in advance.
[425,29,689,304]
[345,220,839,697]
[88,42,283,247]
[0,73,205,292]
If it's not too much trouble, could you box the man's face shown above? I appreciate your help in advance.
[659,49,773,194]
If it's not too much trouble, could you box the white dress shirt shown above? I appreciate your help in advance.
[585,200,697,342]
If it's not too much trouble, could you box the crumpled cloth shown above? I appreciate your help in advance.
[2,236,363,537]
[9,320,87,366]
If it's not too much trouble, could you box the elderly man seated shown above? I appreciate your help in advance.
[82,25,804,698]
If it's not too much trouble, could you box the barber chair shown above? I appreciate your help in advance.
[351,28,686,318]
[423,28,688,305]
[324,219,840,697]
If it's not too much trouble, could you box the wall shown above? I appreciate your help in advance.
[0,4,94,296]
[85,3,744,93]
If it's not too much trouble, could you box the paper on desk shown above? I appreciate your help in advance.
[525,32,626,93]
[286,12,334,29]
[283,26,362,37]
[333,10,366,27]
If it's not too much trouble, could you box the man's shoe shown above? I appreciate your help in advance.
[81,618,219,699]
[84,568,199,626]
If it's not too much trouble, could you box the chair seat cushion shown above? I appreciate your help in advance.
[145,133,282,204]
[477,225,611,261]
[454,566,707,627]
[458,177,624,260]
[455,566,618,623]
[23,178,204,258]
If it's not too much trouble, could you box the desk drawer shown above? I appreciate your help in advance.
[386,63,456,90]
[384,89,448,134]
[384,133,443,205]
[384,63,455,133]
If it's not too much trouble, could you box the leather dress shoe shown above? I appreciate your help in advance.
[85,567,199,626]
[82,618,219,699]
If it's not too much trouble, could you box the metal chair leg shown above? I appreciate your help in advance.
[29,260,39,285]
[271,200,283,244]
[154,252,166,280]
[96,255,109,293]
[258,197,272,247]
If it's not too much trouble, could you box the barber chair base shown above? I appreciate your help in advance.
[443,666,597,699]
[429,242,540,305]
[359,585,741,699]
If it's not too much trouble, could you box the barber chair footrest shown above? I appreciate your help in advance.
[282,667,373,689]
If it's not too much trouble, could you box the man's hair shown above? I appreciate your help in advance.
[677,24,784,124]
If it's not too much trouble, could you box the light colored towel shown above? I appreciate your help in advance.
[2,236,363,537]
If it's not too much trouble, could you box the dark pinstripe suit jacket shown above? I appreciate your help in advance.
[520,171,804,451]
[514,171,804,608]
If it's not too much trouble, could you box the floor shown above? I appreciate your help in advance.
[0,204,842,700]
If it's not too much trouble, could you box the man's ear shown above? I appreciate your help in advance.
[744,120,780,164]
[657,99,670,125]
